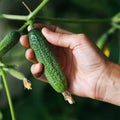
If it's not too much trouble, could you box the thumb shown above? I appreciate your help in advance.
[41,27,75,48]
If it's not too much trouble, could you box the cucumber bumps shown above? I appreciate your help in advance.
[28,28,74,104]
[0,31,20,58]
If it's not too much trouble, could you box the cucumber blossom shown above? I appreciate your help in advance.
[0,31,20,58]
[28,28,74,104]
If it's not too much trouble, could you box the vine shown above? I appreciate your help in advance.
[0,0,49,120]
[0,0,120,120]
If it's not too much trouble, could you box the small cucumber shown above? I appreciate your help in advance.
[28,28,74,104]
[0,31,20,58]
[29,28,67,92]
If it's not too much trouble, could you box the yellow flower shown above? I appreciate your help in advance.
[103,44,110,57]
[23,78,32,90]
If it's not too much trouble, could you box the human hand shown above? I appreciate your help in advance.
[20,24,110,101]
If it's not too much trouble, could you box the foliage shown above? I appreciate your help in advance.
[0,0,120,120]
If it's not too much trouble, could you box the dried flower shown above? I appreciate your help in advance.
[7,68,32,90]
[23,78,32,90]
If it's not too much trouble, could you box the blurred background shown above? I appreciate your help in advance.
[0,0,120,120]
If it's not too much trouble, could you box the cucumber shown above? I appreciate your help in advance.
[0,31,20,58]
[28,28,74,104]
[28,28,67,92]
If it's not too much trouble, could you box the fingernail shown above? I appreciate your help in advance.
[33,63,40,70]
[27,26,31,31]
[32,64,38,71]
[31,63,43,78]
[32,63,43,73]
[42,27,50,35]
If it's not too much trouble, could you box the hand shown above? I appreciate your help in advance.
[20,24,112,103]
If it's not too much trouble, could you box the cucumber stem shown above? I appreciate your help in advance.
[18,0,49,32]
[18,21,30,32]
[62,91,75,104]
[1,70,16,120]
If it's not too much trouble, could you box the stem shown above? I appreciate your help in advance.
[36,17,112,24]
[96,27,117,49]
[112,12,120,23]
[0,14,27,21]
[18,0,49,32]
[28,0,49,20]
[22,1,32,13]
[1,70,16,120]
[18,21,30,32]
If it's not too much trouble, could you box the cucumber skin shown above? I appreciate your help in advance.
[28,28,67,93]
[0,31,20,58]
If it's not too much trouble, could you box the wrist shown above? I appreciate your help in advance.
[96,61,120,106]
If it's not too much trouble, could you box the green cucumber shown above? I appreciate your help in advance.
[0,31,20,58]
[28,28,74,104]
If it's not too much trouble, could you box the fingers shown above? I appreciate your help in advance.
[55,26,72,34]
[28,23,71,34]
[31,63,48,82]
[20,24,73,63]
[20,34,38,63]
[31,63,43,78]
[27,24,56,32]
[20,37,46,81]
[20,24,72,49]
[19,35,30,48]
[25,49,37,63]
[41,27,77,48]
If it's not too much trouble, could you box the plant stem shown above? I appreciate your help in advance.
[0,14,27,21]
[96,27,116,49]
[18,21,30,32]
[36,17,112,24]
[18,0,49,32]
[112,12,120,23]
[27,0,49,20]
[1,70,16,120]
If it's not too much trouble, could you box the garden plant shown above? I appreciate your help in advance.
[0,0,120,120]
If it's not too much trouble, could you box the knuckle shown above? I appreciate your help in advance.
[77,33,87,40]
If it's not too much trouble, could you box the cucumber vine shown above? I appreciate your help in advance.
[0,0,120,120]
[0,0,49,120]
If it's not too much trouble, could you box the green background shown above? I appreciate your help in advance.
[0,0,120,120]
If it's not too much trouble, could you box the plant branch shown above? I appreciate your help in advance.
[0,14,27,21]
[112,12,120,23]
[27,0,49,20]
[0,0,49,22]
[18,21,30,32]
[96,27,117,49]
[36,17,112,24]
[1,70,16,120]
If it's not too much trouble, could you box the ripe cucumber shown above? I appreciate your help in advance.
[0,31,20,58]
[28,28,74,104]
